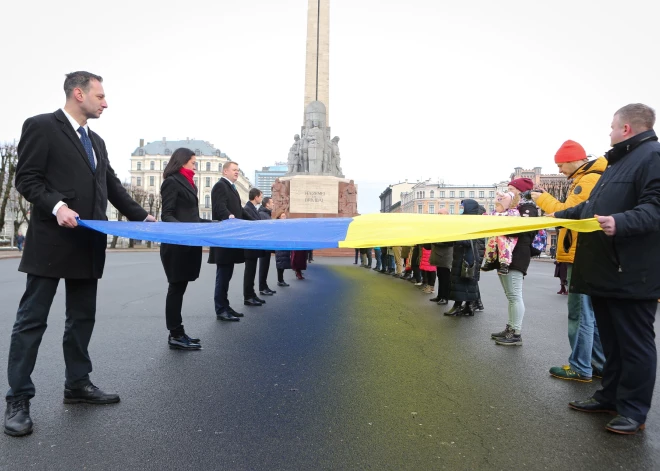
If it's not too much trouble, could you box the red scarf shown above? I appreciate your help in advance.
[179,167,195,188]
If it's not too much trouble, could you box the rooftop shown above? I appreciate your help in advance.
[132,138,228,158]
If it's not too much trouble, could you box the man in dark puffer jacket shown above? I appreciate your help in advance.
[555,104,660,435]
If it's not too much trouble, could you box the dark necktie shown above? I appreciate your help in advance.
[78,126,96,172]
[232,183,237,191]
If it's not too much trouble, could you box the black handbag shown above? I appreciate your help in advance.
[460,240,477,280]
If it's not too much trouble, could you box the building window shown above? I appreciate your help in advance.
[440,203,445,208]
[164,148,171,155]
[428,204,435,214]
[194,178,198,187]
[215,150,221,156]
[449,205,455,214]
[489,204,495,211]
[205,195,210,208]
[469,191,475,198]
[218,163,222,172]
[194,162,198,171]
[136,177,142,186]
[150,161,155,170]
[206,162,211,171]
[417,204,423,214]
[205,177,211,187]
[430,190,435,198]
[459,191,465,198]
[479,191,484,198]
[489,191,495,197]
[439,191,445,198]
[138,149,144,156]
[195,149,201,156]
[449,191,455,198]
[149,176,155,186]
[136,162,142,171]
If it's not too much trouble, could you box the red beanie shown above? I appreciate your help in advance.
[508,178,534,192]
[554,140,587,163]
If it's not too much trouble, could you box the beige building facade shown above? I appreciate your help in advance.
[400,181,500,215]
[127,138,251,221]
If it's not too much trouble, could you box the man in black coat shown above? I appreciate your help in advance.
[208,161,244,321]
[258,197,276,296]
[4,72,154,438]
[242,188,267,306]
[555,104,660,435]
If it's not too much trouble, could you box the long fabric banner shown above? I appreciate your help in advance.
[78,214,600,250]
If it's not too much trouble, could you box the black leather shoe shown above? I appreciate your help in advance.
[63,384,120,404]
[227,307,244,318]
[183,333,200,343]
[277,281,290,287]
[606,415,645,435]
[444,302,463,316]
[254,296,266,304]
[259,289,275,296]
[217,311,240,321]
[244,298,263,306]
[568,397,617,414]
[168,335,202,350]
[4,399,32,437]
[437,298,448,305]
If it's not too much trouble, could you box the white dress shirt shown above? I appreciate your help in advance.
[52,108,98,216]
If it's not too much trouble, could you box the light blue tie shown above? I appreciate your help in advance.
[77,126,96,172]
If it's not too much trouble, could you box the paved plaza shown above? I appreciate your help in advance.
[0,253,658,470]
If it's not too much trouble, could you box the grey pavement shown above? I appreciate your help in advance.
[0,254,658,470]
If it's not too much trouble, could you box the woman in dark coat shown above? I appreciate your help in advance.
[446,199,486,316]
[273,210,291,286]
[160,148,211,350]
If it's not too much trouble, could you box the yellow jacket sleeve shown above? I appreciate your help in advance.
[536,173,601,213]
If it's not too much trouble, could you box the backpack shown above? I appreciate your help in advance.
[530,230,546,256]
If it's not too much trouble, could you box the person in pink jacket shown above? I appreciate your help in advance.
[419,245,436,294]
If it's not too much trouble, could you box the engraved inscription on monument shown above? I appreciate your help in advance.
[290,177,339,214]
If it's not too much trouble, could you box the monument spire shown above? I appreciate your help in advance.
[304,0,329,126]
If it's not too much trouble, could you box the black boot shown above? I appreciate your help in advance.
[444,302,463,316]
[4,399,32,437]
[460,302,476,316]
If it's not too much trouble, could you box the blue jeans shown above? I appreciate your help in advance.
[374,248,382,270]
[387,254,395,271]
[498,270,525,331]
[567,265,605,376]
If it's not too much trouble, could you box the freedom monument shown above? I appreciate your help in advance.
[272,0,358,218]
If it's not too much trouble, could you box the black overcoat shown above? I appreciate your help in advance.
[159,173,211,283]
[208,178,245,265]
[15,109,147,279]
[242,201,265,259]
[448,199,485,302]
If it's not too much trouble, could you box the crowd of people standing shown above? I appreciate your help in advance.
[2,70,658,439]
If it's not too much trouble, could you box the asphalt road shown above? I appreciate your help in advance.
[0,254,658,470]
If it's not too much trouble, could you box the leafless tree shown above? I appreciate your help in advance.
[0,142,18,235]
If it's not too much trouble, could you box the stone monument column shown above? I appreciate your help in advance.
[304,0,330,127]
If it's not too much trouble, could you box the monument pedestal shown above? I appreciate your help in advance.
[271,175,358,219]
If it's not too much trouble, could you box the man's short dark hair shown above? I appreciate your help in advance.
[64,71,103,98]
[615,103,656,133]
[249,188,262,200]
[262,197,272,206]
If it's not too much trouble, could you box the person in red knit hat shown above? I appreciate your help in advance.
[531,140,608,383]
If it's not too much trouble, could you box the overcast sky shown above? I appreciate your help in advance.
[2,0,659,214]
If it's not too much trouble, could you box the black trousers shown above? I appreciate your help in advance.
[7,274,97,400]
[591,296,657,423]
[243,258,258,299]
[214,264,234,314]
[423,270,436,286]
[258,255,271,291]
[436,267,451,299]
[165,281,188,335]
[277,268,286,282]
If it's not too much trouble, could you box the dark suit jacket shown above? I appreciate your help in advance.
[242,201,264,259]
[160,173,211,283]
[15,109,147,279]
[208,178,244,265]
